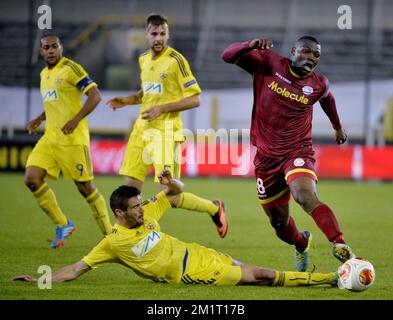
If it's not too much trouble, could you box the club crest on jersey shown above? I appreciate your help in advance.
[132,230,162,258]
[143,82,163,95]
[41,89,59,101]
[160,73,167,80]
[55,78,61,86]
[147,223,154,229]
[294,158,305,167]
[302,86,313,95]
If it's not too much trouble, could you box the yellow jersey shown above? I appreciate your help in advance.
[82,191,188,284]
[134,46,202,142]
[40,57,97,145]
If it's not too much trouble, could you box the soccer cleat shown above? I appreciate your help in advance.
[294,231,312,272]
[331,271,341,288]
[332,243,355,263]
[50,220,76,249]
[211,199,228,238]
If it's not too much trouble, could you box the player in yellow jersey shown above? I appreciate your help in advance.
[107,14,228,238]
[14,170,339,288]
[24,34,112,248]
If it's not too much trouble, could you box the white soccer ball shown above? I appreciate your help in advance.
[338,257,375,292]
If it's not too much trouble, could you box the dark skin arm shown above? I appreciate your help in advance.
[248,38,274,50]
[335,128,347,144]
[26,112,46,134]
[61,86,102,135]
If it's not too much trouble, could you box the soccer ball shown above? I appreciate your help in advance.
[338,257,375,292]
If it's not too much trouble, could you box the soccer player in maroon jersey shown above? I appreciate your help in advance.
[221,36,356,271]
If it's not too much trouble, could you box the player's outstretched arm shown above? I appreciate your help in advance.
[62,86,102,135]
[248,38,273,50]
[13,260,91,283]
[221,39,273,64]
[158,170,184,196]
[26,112,45,135]
[106,89,143,110]
[141,94,200,121]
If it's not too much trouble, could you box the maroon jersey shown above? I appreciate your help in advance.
[222,42,342,159]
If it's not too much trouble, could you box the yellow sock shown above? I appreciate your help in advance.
[272,271,336,287]
[33,183,68,227]
[176,192,218,216]
[86,189,112,235]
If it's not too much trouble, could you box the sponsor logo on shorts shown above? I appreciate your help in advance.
[302,86,314,95]
[132,230,161,258]
[294,158,305,167]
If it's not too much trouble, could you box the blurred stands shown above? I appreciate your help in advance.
[1,22,393,90]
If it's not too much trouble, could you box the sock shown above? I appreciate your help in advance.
[311,204,344,243]
[86,189,112,235]
[275,216,308,252]
[33,183,68,227]
[175,192,218,216]
[272,271,336,286]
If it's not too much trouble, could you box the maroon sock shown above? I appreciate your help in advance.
[311,204,345,243]
[275,216,307,251]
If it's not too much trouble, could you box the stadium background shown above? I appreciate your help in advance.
[1,0,393,178]
[1,0,393,301]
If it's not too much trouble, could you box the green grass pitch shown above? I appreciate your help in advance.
[0,173,392,300]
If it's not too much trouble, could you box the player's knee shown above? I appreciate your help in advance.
[167,194,181,207]
[76,181,95,198]
[254,268,275,283]
[24,175,41,192]
[292,189,315,207]
[269,216,289,230]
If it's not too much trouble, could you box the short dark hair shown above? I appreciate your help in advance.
[40,33,61,46]
[109,185,141,213]
[146,13,168,28]
[296,35,320,45]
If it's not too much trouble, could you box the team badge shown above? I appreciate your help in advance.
[55,78,61,86]
[160,72,167,80]
[150,196,157,202]
[302,86,313,95]
[147,223,154,230]
[214,271,221,276]
[294,158,305,167]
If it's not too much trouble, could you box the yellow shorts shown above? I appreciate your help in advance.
[26,134,93,181]
[181,242,242,286]
[119,132,182,183]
